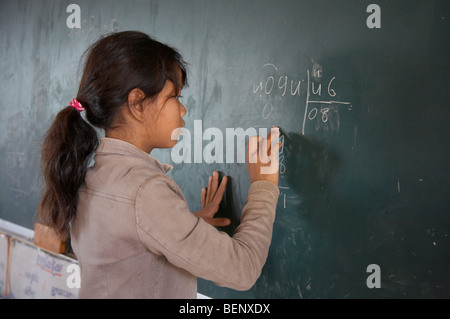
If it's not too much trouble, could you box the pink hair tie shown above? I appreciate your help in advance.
[69,98,85,112]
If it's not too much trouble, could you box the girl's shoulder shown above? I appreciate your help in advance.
[84,154,173,203]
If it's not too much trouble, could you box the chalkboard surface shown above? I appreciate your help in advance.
[0,0,449,298]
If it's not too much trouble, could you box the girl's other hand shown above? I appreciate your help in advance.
[194,171,230,227]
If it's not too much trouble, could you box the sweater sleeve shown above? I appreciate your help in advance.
[135,175,279,291]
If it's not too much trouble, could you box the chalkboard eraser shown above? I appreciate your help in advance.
[33,222,66,254]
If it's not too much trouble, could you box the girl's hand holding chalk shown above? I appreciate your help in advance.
[247,127,281,186]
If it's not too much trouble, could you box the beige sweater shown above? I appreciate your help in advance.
[70,138,279,298]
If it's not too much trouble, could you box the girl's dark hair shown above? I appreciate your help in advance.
[39,31,187,239]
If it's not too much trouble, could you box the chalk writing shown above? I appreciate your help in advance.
[252,64,302,98]
[304,70,351,134]
[252,63,353,209]
[278,186,290,209]
[278,133,288,208]
[252,63,352,135]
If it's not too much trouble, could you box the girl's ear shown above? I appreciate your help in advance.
[127,88,146,122]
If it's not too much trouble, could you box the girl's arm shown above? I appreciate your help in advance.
[135,176,278,291]
[135,128,280,290]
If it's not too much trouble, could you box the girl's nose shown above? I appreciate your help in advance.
[180,103,187,117]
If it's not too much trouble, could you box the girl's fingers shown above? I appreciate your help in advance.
[247,135,261,164]
[266,127,280,156]
[260,134,269,164]
[271,141,281,166]
[201,187,206,208]
[202,173,228,217]
[262,127,280,166]
[249,128,280,165]
[212,175,227,205]
[210,171,219,200]
[206,175,212,204]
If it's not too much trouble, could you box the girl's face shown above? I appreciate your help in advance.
[145,77,186,149]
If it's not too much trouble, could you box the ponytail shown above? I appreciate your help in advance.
[39,106,98,239]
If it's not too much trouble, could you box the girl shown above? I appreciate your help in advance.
[39,31,280,298]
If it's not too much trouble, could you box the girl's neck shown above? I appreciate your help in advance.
[105,129,154,154]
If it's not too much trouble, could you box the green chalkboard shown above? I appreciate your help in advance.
[0,0,449,298]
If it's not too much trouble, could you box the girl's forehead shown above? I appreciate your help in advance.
[160,80,177,96]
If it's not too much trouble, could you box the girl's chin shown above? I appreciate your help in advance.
[171,127,183,140]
